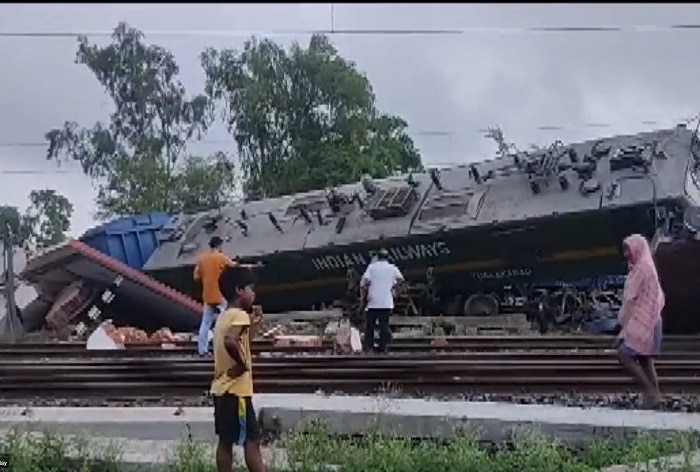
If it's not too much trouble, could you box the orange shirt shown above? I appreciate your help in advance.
[194,251,235,305]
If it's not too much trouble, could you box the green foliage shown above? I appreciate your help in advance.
[0,205,27,245]
[201,34,423,199]
[24,189,74,247]
[0,426,697,471]
[45,22,235,219]
[284,425,698,472]
[0,429,120,472]
[45,23,423,216]
[0,189,73,248]
[173,153,236,213]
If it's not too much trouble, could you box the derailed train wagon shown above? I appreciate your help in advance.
[142,125,700,332]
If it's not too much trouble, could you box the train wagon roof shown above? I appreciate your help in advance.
[144,125,698,272]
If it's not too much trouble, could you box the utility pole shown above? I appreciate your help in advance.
[0,222,24,342]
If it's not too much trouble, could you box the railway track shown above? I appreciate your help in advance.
[2,352,700,398]
[3,335,700,358]
[1,336,699,400]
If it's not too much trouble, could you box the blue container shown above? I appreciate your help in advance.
[80,212,172,270]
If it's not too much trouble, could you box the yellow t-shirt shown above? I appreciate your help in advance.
[210,308,254,397]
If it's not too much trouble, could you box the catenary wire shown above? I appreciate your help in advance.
[2,115,698,175]
[3,23,700,39]
[1,117,697,150]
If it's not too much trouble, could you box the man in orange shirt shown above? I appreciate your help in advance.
[194,236,259,356]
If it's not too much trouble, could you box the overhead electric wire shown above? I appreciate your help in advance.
[1,116,696,151]
[0,170,75,175]
[3,11,699,175]
[2,115,698,176]
[2,23,700,39]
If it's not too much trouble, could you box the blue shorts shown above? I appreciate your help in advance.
[616,320,663,358]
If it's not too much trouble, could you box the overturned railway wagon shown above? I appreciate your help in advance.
[143,125,700,331]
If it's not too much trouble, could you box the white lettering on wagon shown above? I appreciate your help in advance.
[471,268,532,281]
[311,241,451,271]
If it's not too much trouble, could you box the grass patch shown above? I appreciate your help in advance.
[284,423,699,472]
[0,424,697,471]
[0,428,122,471]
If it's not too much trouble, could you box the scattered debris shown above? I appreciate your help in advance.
[331,319,362,354]
[149,327,176,345]
[273,335,323,348]
[86,320,183,350]
[262,324,285,338]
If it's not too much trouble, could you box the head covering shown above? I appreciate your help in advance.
[624,234,658,276]
[623,234,654,266]
[619,234,665,355]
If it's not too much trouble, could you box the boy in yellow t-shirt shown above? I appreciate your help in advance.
[211,266,266,472]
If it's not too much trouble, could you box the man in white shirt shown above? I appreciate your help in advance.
[360,248,404,353]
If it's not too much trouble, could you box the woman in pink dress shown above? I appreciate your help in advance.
[615,234,665,409]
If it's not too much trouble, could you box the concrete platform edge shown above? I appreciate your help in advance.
[0,396,698,448]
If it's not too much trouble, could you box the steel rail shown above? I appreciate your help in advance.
[1,354,700,397]
[2,335,700,358]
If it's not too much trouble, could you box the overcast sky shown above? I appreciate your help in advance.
[1,4,700,236]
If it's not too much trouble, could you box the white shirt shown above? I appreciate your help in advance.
[361,260,404,310]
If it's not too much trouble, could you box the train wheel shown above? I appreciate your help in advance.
[463,293,500,317]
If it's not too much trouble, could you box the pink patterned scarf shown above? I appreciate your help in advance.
[618,234,665,355]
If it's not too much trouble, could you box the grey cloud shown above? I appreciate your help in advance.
[2,4,700,235]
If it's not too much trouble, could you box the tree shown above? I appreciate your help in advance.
[0,190,73,248]
[24,190,75,248]
[484,126,516,159]
[201,34,422,199]
[45,22,236,219]
[0,206,28,246]
[485,125,543,157]
[172,153,236,213]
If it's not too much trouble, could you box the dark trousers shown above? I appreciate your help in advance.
[364,308,392,352]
